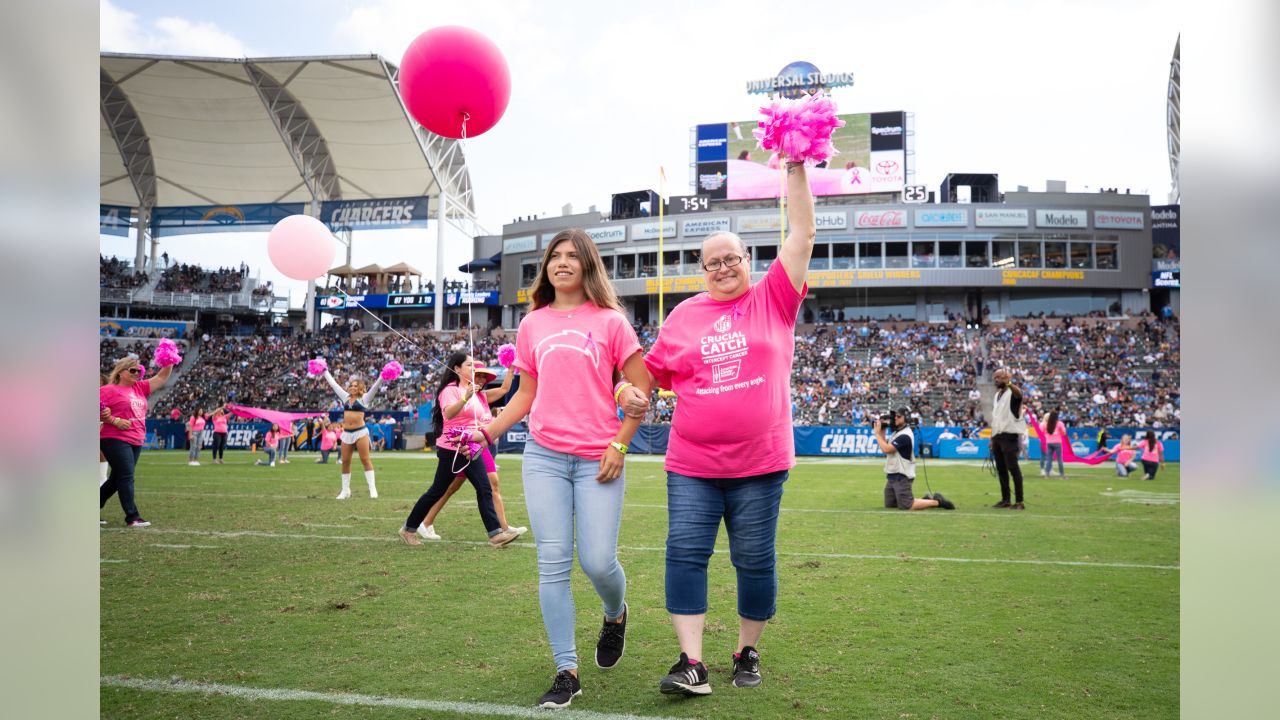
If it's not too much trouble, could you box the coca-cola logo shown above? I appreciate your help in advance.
[856,210,906,228]
[875,160,901,176]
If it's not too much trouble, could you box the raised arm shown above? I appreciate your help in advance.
[483,370,515,404]
[147,365,174,393]
[360,376,384,407]
[777,161,817,293]
[323,370,350,402]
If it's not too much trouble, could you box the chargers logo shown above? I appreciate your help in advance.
[534,329,602,369]
[200,206,246,224]
[956,440,980,455]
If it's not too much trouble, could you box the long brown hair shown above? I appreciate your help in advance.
[1046,409,1059,436]
[1145,430,1158,451]
[528,229,623,313]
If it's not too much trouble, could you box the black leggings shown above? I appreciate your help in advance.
[405,448,500,534]
[211,432,228,460]
[100,438,143,522]
[1142,459,1159,478]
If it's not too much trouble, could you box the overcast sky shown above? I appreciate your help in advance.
[100,0,1182,306]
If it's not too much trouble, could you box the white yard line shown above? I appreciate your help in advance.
[100,675,686,720]
[102,528,1178,571]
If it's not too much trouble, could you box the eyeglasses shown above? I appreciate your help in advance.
[700,254,747,272]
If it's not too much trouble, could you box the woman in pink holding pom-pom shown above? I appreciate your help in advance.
[319,360,399,499]
[100,353,177,527]
[621,121,821,694]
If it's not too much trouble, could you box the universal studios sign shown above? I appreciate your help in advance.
[746,62,854,96]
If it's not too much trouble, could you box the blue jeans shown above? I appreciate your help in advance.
[1041,443,1064,476]
[522,438,627,672]
[1116,460,1139,477]
[100,439,143,522]
[665,469,787,621]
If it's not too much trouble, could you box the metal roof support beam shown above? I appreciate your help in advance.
[101,67,157,273]
[245,61,342,204]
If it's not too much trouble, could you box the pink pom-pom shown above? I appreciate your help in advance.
[381,360,403,382]
[497,343,516,368]
[751,91,846,165]
[307,358,328,376]
[153,339,182,367]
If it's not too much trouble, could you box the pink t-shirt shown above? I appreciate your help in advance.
[212,414,229,433]
[1111,444,1136,465]
[320,429,338,451]
[264,431,280,449]
[188,416,207,433]
[1044,421,1068,444]
[644,260,806,478]
[1140,440,1163,462]
[100,381,153,446]
[514,302,643,460]
[437,383,493,451]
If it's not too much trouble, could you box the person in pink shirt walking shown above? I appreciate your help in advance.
[209,406,230,464]
[398,353,519,548]
[100,355,176,527]
[461,228,650,708]
[620,160,816,695]
[1139,430,1165,480]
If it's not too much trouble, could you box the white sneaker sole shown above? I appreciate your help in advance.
[539,690,581,708]
[660,680,712,696]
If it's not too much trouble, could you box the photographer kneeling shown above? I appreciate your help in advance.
[874,408,955,511]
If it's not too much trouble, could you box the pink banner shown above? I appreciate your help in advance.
[225,403,325,436]
[1026,410,1112,465]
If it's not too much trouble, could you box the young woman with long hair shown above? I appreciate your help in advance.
[1139,430,1164,480]
[463,229,650,708]
[322,369,396,499]
[1040,407,1067,479]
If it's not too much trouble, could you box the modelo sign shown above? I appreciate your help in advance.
[1094,210,1145,230]
[1035,209,1087,228]
[913,209,969,227]
[854,210,907,228]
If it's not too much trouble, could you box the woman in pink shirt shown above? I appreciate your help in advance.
[399,354,517,548]
[209,406,230,464]
[1039,408,1068,479]
[186,409,207,466]
[100,355,176,527]
[1139,430,1164,480]
[460,229,650,708]
[620,161,816,695]
[316,421,339,464]
[1104,434,1140,477]
[415,362,524,541]
[255,424,281,467]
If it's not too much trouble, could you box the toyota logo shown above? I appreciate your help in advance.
[875,160,900,176]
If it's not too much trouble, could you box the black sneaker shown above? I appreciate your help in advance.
[1011,502,1026,510]
[538,670,581,708]
[732,646,762,688]
[660,652,711,696]
[595,603,627,669]
[932,492,956,510]
[991,500,1012,509]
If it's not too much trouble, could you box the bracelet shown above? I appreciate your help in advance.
[610,440,628,455]
[478,427,493,445]
[613,381,634,405]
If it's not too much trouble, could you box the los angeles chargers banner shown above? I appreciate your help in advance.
[316,290,500,310]
[100,204,132,236]
[320,196,430,231]
[151,202,306,237]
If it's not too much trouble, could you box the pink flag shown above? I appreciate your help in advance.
[225,403,326,436]
[1026,409,1111,465]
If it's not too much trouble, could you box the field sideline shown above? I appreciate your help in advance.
[101,451,1179,719]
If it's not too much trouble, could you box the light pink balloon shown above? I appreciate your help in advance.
[267,215,335,281]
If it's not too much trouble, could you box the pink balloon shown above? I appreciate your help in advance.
[267,215,335,281]
[399,26,511,139]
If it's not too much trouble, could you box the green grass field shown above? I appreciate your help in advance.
[101,451,1178,719]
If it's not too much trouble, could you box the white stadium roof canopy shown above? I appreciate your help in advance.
[100,53,477,221]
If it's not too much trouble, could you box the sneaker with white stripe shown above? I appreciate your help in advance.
[659,652,711,696]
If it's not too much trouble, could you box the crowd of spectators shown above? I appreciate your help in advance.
[100,255,148,289]
[985,316,1180,429]
[99,314,1179,432]
[156,261,246,294]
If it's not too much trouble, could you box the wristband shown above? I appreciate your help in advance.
[613,381,634,405]
[479,427,493,445]
[610,441,628,455]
